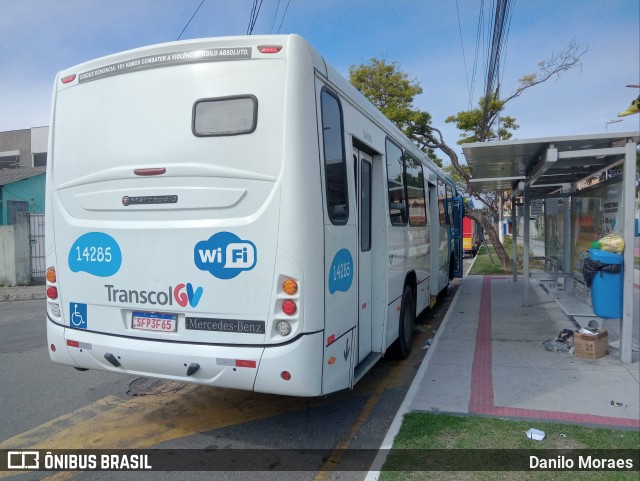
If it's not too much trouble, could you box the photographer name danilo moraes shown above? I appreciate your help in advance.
[530,455,634,470]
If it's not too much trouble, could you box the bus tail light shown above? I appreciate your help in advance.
[258,46,282,54]
[273,275,299,339]
[282,300,296,316]
[282,278,298,295]
[61,74,76,84]
[46,266,62,318]
[46,267,57,283]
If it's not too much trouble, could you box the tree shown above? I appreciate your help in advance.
[349,40,586,269]
[349,58,443,167]
[429,39,587,268]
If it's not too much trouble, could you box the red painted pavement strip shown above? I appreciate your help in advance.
[468,275,640,428]
[469,275,494,411]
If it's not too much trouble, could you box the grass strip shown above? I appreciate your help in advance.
[380,412,639,481]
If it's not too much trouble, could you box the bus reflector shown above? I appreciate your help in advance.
[46,267,57,283]
[50,344,56,352]
[47,286,58,299]
[258,46,282,54]
[328,357,336,365]
[49,302,61,317]
[282,300,296,316]
[235,359,257,368]
[66,339,80,348]
[282,278,298,295]
[327,334,335,345]
[61,74,76,84]
[134,167,166,176]
[281,371,291,380]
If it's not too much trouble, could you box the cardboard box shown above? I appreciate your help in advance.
[574,329,608,360]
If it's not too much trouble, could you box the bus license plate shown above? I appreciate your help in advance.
[132,311,177,332]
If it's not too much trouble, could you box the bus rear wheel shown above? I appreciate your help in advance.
[392,285,415,359]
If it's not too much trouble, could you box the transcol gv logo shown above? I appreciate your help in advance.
[104,282,203,307]
[194,232,257,280]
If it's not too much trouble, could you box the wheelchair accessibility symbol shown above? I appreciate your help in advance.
[70,303,87,329]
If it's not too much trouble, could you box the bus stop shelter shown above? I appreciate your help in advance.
[462,132,638,363]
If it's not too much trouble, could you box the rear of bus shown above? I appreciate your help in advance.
[462,216,478,257]
[45,35,327,396]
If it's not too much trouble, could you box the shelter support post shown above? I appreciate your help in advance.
[563,183,573,293]
[499,193,504,243]
[512,196,517,282]
[523,185,530,306]
[621,139,636,364]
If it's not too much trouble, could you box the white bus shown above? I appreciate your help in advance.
[45,34,463,397]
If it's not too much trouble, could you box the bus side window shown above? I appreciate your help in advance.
[445,185,454,226]
[353,154,358,207]
[437,180,446,226]
[320,88,349,224]
[386,138,407,226]
[405,155,426,226]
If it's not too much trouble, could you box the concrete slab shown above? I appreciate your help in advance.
[438,320,478,340]
[492,340,630,372]
[493,365,639,419]
[625,364,640,383]
[425,338,477,366]
[409,362,471,414]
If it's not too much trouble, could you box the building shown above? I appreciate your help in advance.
[0,167,46,224]
[0,126,48,168]
[0,127,48,225]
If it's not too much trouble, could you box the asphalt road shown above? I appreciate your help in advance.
[0,259,471,481]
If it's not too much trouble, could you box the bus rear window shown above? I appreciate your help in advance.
[193,95,257,136]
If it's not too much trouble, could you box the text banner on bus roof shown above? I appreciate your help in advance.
[77,47,252,84]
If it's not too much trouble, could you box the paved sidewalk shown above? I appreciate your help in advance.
[0,285,45,303]
[410,275,639,427]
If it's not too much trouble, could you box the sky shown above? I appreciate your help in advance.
[0,0,638,163]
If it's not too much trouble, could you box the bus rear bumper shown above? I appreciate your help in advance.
[47,319,323,396]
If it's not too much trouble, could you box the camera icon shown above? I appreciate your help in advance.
[7,451,39,469]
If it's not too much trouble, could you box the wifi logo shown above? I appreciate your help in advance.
[194,232,257,280]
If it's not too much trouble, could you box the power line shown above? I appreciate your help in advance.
[248,0,257,34]
[498,0,516,89]
[177,0,206,41]
[469,0,485,111]
[455,0,471,110]
[270,0,282,34]
[479,0,515,140]
[277,0,292,33]
[247,0,265,35]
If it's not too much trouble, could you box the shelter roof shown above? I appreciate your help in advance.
[462,132,639,196]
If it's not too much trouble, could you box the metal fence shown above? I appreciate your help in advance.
[29,214,45,282]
